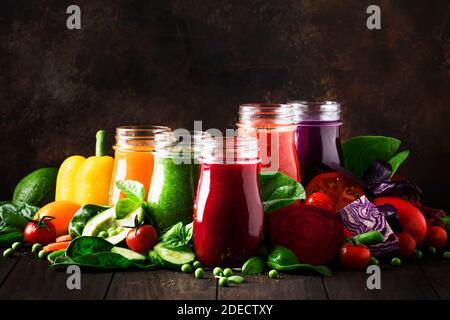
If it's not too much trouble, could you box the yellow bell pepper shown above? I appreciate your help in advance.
[55,130,113,206]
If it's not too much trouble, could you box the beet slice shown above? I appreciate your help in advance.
[268,203,345,265]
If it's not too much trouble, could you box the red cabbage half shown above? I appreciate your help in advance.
[339,196,399,257]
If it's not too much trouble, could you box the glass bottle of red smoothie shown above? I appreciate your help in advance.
[288,101,343,184]
[237,104,300,182]
[193,137,264,267]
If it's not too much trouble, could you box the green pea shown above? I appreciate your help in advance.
[223,268,233,277]
[219,277,229,287]
[391,257,401,267]
[213,267,223,277]
[98,231,108,239]
[181,264,192,273]
[195,268,204,279]
[3,248,13,258]
[115,226,123,233]
[228,275,245,284]
[428,246,437,255]
[31,243,42,253]
[11,242,21,251]
[107,227,115,234]
[38,250,47,260]
[193,261,202,269]
[369,257,379,266]
[443,251,450,259]
[108,230,119,237]
[414,249,423,260]
[269,270,279,279]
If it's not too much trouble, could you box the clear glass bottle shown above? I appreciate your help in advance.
[109,125,170,205]
[237,104,301,182]
[194,136,264,267]
[289,101,343,184]
[148,131,209,232]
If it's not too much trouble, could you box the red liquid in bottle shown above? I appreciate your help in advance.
[193,162,264,267]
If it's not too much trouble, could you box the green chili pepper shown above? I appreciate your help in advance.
[349,231,384,246]
[0,231,24,247]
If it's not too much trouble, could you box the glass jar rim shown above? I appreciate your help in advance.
[238,103,295,126]
[114,125,171,149]
[200,136,259,164]
[288,101,341,122]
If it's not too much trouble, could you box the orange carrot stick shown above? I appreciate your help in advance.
[55,235,72,243]
[43,241,71,253]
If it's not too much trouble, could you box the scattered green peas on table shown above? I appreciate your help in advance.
[219,277,229,287]
[269,270,279,279]
[213,267,223,277]
[3,248,13,258]
[193,261,202,269]
[428,246,437,255]
[31,243,42,253]
[223,268,233,277]
[38,250,47,260]
[194,268,204,279]
[181,264,192,273]
[391,257,401,267]
[443,251,450,259]
[11,242,21,251]
[414,249,423,260]
[369,257,379,266]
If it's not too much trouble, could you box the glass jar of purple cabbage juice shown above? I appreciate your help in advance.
[289,101,343,184]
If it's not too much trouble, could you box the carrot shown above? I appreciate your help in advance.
[43,241,71,253]
[56,235,72,242]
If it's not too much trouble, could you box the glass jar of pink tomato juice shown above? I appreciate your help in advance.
[193,137,264,267]
[237,104,301,182]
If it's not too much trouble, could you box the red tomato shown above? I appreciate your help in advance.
[397,232,416,258]
[339,243,371,270]
[423,225,447,249]
[373,197,427,245]
[126,225,158,254]
[24,217,56,246]
[305,172,365,212]
[305,192,334,213]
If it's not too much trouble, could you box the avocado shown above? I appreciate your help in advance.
[111,247,146,262]
[82,206,144,245]
[13,168,58,207]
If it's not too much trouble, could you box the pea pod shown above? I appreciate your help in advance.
[348,231,384,246]
[242,256,264,275]
[0,231,24,246]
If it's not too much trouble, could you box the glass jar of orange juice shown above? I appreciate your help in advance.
[109,126,170,205]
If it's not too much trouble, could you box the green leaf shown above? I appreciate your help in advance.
[68,205,110,238]
[66,236,114,258]
[242,256,265,275]
[388,150,409,175]
[115,180,146,202]
[0,202,39,230]
[158,222,193,249]
[115,198,143,219]
[259,172,306,213]
[342,136,408,176]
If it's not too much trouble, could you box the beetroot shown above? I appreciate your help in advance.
[267,203,345,265]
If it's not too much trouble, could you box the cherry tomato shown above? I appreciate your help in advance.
[373,197,427,245]
[423,225,447,250]
[24,216,56,246]
[305,192,334,213]
[339,242,371,270]
[306,172,365,212]
[126,225,158,254]
[397,232,416,258]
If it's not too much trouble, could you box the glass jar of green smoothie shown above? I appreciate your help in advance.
[148,130,209,232]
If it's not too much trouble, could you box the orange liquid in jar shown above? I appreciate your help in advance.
[109,146,155,205]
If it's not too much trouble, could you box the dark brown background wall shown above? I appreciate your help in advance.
[1,0,449,210]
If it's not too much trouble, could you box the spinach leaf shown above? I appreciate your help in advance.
[115,180,146,219]
[342,136,409,177]
[242,256,265,275]
[259,172,306,214]
[266,245,332,277]
[68,205,109,238]
[159,222,193,249]
[0,202,39,229]
[66,236,114,258]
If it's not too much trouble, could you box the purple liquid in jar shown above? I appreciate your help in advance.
[289,101,343,184]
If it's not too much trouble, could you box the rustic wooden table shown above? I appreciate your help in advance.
[0,250,448,300]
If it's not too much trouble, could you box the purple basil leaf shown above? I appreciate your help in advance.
[362,160,392,186]
[368,180,422,198]
[377,204,402,233]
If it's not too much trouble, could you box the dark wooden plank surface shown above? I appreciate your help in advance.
[105,269,217,300]
[324,263,439,300]
[420,259,450,299]
[0,253,113,300]
[0,249,20,287]
[218,274,327,300]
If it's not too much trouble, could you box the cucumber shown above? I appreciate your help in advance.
[111,247,146,262]
[154,243,195,265]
